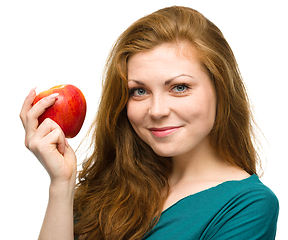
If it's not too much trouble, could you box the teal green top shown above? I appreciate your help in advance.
[142,174,279,240]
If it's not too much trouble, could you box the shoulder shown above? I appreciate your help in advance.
[226,174,279,215]
[236,174,278,205]
[209,175,279,239]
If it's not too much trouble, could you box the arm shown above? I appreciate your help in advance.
[39,181,75,240]
[20,88,77,240]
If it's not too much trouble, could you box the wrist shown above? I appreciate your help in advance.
[49,180,76,203]
[50,170,76,191]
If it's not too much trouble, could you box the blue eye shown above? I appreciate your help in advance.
[173,84,188,92]
[130,88,147,96]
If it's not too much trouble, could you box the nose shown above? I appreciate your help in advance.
[148,95,171,119]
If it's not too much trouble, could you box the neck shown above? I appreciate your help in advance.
[169,137,226,186]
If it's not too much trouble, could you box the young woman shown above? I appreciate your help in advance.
[20,6,279,240]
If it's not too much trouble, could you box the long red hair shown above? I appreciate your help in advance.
[74,6,260,239]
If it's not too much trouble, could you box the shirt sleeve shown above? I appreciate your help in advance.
[209,186,279,240]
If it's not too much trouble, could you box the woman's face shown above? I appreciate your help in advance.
[126,43,217,158]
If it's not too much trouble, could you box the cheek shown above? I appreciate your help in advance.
[198,92,217,129]
[126,101,144,128]
[126,101,136,125]
[184,90,217,128]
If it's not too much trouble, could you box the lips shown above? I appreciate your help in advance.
[149,126,182,138]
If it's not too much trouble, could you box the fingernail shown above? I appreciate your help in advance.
[47,93,60,99]
[65,138,69,148]
[29,87,37,96]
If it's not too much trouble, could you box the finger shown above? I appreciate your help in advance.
[25,93,59,139]
[63,140,77,172]
[32,118,66,155]
[20,87,37,128]
[43,127,66,156]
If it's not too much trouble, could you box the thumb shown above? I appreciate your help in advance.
[63,141,77,170]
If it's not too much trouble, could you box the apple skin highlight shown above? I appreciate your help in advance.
[33,84,87,138]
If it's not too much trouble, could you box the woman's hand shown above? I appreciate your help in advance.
[20,88,77,187]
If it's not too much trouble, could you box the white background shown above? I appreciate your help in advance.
[0,0,287,239]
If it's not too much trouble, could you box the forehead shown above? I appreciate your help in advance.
[127,42,204,80]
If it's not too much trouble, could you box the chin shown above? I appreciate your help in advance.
[150,146,179,158]
[155,152,174,157]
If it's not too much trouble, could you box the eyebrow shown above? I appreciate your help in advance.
[128,74,194,86]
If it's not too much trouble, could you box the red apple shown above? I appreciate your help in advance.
[33,84,87,138]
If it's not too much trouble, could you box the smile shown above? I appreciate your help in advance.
[149,126,182,138]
